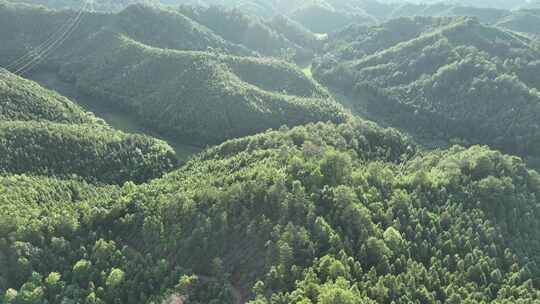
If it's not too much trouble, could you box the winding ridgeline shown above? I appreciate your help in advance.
[2,1,540,304]
[2,119,540,303]
[0,1,346,146]
[315,16,540,164]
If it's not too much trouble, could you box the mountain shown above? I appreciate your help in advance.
[387,3,511,24]
[497,9,540,36]
[381,0,527,10]
[0,2,346,147]
[57,29,345,145]
[0,1,251,64]
[289,3,377,33]
[114,4,254,56]
[322,16,458,61]
[3,2,540,304]
[265,14,324,53]
[314,17,540,163]
[0,69,177,183]
[4,0,159,11]
[0,121,177,183]
[177,5,313,61]
[2,120,540,303]
[0,68,96,123]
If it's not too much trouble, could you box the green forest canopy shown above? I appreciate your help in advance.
[0,2,347,147]
[1,1,540,303]
[314,16,540,163]
[2,120,540,303]
[0,69,178,183]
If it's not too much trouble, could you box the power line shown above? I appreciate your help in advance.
[3,9,80,71]
[15,0,89,75]
[7,0,90,75]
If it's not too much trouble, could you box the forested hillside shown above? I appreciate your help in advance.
[2,1,540,303]
[0,69,96,123]
[315,16,540,164]
[289,3,376,33]
[57,30,344,145]
[178,5,311,60]
[384,0,527,10]
[387,3,511,24]
[321,16,458,61]
[4,0,158,11]
[2,120,540,303]
[0,69,177,183]
[497,9,540,36]
[0,2,347,147]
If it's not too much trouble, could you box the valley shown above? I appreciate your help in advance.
[2,1,540,303]
[28,70,202,161]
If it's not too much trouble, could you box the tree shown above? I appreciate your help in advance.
[320,150,352,186]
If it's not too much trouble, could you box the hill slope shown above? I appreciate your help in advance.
[57,30,345,145]
[0,69,96,123]
[497,9,540,36]
[2,120,540,303]
[0,3,346,147]
[0,69,177,183]
[315,17,540,162]
[178,5,310,60]
[289,3,376,33]
[388,3,511,24]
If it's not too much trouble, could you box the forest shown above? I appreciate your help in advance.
[2,0,540,303]
[314,15,540,164]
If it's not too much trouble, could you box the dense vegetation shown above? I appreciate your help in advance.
[178,5,311,61]
[266,15,323,52]
[315,16,540,163]
[496,9,540,37]
[0,69,96,123]
[0,69,177,183]
[5,0,159,11]
[114,4,254,56]
[0,2,346,147]
[321,16,458,61]
[289,3,376,33]
[2,2,540,304]
[0,121,177,183]
[56,30,345,145]
[2,120,540,303]
[385,3,511,24]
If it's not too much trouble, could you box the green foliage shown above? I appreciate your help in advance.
[0,69,178,183]
[58,30,345,145]
[2,2,540,304]
[387,3,511,24]
[0,70,96,123]
[0,3,346,147]
[2,121,540,303]
[497,9,540,36]
[178,5,305,60]
[315,16,540,160]
[290,3,376,33]
[116,4,253,56]
[0,121,177,184]
[266,14,322,51]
